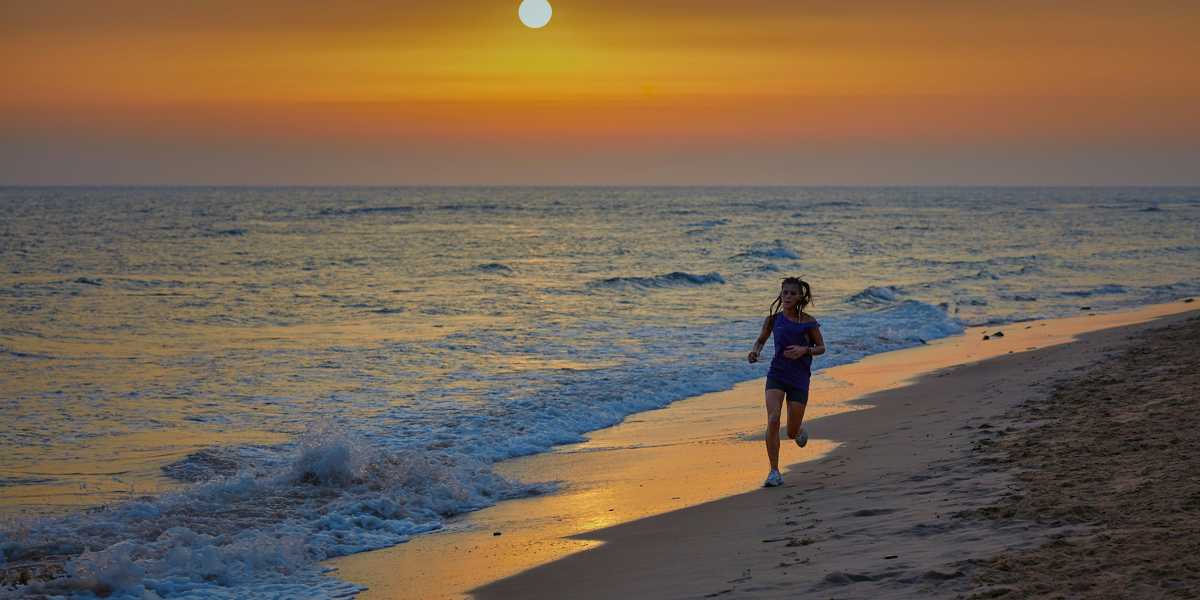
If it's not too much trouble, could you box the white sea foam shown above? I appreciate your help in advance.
[847,285,904,305]
[590,271,726,290]
[5,420,545,598]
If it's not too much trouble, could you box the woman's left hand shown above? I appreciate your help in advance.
[783,345,808,359]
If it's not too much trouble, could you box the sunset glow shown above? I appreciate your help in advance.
[2,1,1198,184]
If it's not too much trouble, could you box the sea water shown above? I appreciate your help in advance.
[1,187,1197,597]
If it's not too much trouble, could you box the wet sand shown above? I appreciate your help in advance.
[329,301,1197,599]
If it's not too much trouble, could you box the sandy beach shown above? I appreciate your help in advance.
[964,309,1200,598]
[328,301,1198,599]
[473,305,1199,599]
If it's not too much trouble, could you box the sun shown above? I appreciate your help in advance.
[518,0,552,29]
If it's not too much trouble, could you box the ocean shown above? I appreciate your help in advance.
[2,186,1198,597]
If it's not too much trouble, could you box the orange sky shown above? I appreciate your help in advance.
[2,1,1198,184]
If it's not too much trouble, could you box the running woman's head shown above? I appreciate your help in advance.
[770,277,812,316]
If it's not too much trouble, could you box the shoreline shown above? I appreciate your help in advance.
[470,304,1198,599]
[329,300,1197,599]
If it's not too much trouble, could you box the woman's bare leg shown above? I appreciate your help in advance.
[765,389,786,471]
[786,400,808,440]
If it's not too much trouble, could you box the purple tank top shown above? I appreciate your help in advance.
[767,312,820,390]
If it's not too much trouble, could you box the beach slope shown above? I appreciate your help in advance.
[475,309,1199,599]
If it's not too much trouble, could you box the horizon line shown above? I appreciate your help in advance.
[4,183,1200,189]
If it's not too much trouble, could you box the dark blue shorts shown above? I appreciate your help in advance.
[765,377,809,405]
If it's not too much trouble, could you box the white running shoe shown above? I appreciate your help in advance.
[763,469,784,487]
[795,427,809,448]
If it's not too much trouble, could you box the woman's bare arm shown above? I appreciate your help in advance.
[747,315,774,363]
[807,325,826,356]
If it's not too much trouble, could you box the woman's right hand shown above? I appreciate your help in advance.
[747,350,759,363]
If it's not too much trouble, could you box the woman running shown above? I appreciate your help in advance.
[747,277,825,487]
